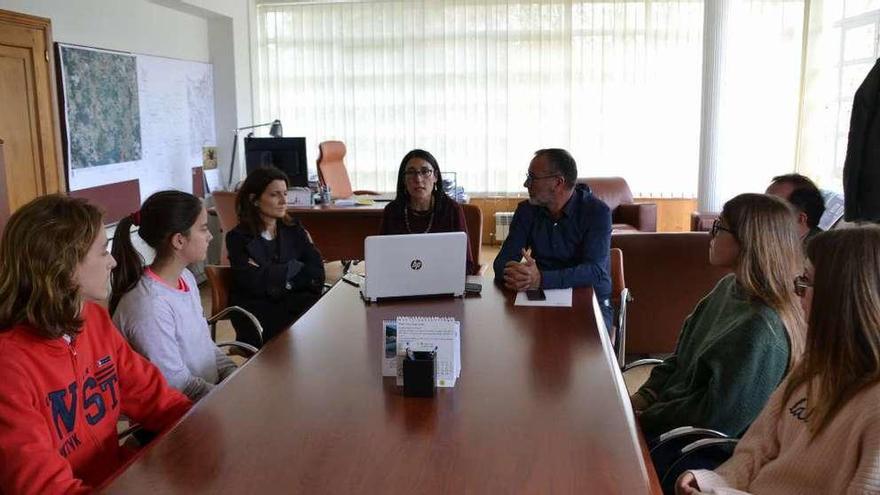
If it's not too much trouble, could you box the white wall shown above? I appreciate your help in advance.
[0,0,210,61]
[158,0,256,185]
[0,0,255,188]
[0,0,255,266]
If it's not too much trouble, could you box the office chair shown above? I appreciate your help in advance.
[212,191,238,265]
[646,426,731,490]
[316,141,378,199]
[205,264,264,351]
[660,437,739,494]
[622,358,664,395]
[609,247,633,368]
[461,203,484,274]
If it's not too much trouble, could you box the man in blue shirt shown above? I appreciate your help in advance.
[493,148,613,331]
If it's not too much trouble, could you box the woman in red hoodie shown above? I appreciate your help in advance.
[0,195,192,494]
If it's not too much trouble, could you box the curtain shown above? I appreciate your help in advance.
[255,0,704,196]
[703,0,805,207]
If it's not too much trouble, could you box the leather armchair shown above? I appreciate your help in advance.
[578,177,657,232]
[690,211,719,232]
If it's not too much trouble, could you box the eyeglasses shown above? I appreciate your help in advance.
[710,219,735,238]
[524,172,561,185]
[404,168,434,178]
[794,274,813,297]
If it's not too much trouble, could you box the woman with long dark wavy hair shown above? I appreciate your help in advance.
[226,167,325,346]
[379,149,476,274]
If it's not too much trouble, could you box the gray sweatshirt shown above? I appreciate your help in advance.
[113,268,237,401]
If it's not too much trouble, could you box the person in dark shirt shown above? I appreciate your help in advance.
[380,149,477,275]
[226,167,325,347]
[765,173,826,245]
[493,148,613,330]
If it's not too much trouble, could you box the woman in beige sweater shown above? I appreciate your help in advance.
[676,226,880,495]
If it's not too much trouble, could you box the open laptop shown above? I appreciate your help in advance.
[362,232,467,302]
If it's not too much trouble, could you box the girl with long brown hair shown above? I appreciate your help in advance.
[632,193,805,439]
[678,226,880,494]
[0,195,190,494]
[111,190,237,401]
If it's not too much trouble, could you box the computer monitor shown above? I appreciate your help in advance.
[244,137,308,187]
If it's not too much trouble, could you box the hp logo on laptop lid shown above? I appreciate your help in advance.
[410,259,423,270]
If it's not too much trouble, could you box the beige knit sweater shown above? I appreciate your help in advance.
[690,378,880,494]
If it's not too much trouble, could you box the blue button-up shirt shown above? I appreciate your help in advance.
[493,184,612,301]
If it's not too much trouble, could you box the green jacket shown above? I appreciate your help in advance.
[634,274,791,438]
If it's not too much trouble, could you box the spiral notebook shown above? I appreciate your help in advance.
[383,316,461,387]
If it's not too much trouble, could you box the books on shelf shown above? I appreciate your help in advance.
[382,316,461,388]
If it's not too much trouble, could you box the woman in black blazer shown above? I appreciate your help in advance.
[226,167,325,347]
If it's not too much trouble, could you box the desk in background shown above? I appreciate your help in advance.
[289,203,386,261]
[101,277,659,494]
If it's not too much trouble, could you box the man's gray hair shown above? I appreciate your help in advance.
[534,148,577,189]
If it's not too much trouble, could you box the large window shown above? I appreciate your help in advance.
[256,0,704,196]
[255,0,808,198]
[799,0,880,192]
[709,0,805,205]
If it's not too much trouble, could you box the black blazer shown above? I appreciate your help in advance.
[226,221,325,302]
[844,58,880,222]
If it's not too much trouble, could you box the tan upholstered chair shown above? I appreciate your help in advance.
[205,264,263,351]
[611,232,731,354]
[212,191,238,232]
[461,203,484,274]
[316,141,378,199]
[212,191,238,265]
[578,177,657,232]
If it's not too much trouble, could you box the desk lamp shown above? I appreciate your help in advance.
[227,119,283,188]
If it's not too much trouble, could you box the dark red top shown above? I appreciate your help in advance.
[379,195,477,275]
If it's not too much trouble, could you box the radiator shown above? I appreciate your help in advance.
[494,212,514,242]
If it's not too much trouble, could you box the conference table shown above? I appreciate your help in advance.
[101,277,660,494]
[289,202,386,261]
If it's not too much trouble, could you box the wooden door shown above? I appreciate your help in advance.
[0,9,64,221]
[0,140,9,230]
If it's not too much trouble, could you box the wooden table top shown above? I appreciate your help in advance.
[102,277,658,494]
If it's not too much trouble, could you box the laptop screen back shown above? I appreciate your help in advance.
[363,232,467,300]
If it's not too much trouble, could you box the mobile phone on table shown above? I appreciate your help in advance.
[525,288,546,301]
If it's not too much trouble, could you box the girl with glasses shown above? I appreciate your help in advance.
[632,193,806,442]
[379,149,476,275]
[678,226,880,494]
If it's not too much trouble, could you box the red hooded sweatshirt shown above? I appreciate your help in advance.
[0,302,192,494]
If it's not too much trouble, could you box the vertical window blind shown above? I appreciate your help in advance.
[256,0,704,196]
[255,0,808,197]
